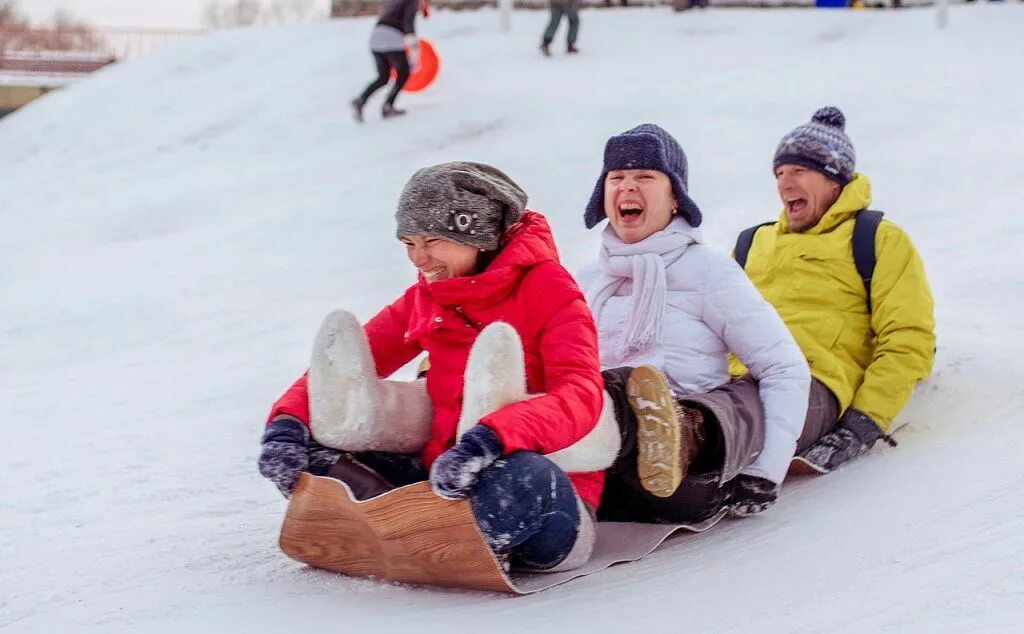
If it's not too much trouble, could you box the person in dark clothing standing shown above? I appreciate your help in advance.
[540,1,580,57]
[352,0,428,122]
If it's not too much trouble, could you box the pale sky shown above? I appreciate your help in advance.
[19,0,249,29]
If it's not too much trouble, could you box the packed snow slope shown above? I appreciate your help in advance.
[2,5,1022,633]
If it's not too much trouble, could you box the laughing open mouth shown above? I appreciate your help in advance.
[786,198,808,215]
[619,203,644,218]
[421,267,447,281]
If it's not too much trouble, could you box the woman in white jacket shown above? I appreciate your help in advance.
[579,124,811,521]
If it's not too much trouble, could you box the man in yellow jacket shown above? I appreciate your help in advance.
[732,106,935,477]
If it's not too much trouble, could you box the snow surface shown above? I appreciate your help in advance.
[2,5,1023,633]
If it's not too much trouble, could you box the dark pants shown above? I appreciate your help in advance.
[598,369,839,523]
[682,375,840,465]
[321,450,580,570]
[542,2,580,46]
[796,378,841,452]
[599,368,736,523]
[358,50,410,108]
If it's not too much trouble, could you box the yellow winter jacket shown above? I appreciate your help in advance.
[730,174,935,431]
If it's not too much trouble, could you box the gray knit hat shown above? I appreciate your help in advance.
[584,123,702,229]
[395,161,528,251]
[773,106,856,185]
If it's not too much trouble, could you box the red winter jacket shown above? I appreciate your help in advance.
[268,211,606,509]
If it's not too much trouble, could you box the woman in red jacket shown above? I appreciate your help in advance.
[259,162,614,572]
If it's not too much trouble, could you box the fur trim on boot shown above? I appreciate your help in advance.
[457,322,620,471]
[456,322,527,440]
[309,309,433,453]
[546,391,620,473]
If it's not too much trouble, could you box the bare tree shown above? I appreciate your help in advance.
[0,1,28,52]
[202,2,227,28]
[1,0,21,26]
[203,0,326,28]
[203,0,263,28]
[1,2,107,53]
[265,0,324,24]
[43,10,107,52]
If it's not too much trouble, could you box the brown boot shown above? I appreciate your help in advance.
[325,453,393,501]
[627,366,704,498]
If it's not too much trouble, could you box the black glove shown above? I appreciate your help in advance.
[429,425,503,500]
[798,408,894,473]
[258,418,309,497]
[728,474,779,517]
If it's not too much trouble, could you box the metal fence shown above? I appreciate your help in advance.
[0,50,114,77]
[96,27,207,60]
[0,26,205,63]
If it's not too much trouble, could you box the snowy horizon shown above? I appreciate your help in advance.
[2,5,1023,632]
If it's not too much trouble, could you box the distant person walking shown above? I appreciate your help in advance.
[540,1,580,57]
[351,0,429,122]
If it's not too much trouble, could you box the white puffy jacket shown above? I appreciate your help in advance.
[577,217,810,484]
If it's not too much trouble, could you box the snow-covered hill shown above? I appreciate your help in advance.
[2,6,1022,633]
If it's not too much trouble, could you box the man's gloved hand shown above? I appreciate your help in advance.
[798,408,893,473]
[429,424,502,500]
[727,474,779,517]
[258,417,309,497]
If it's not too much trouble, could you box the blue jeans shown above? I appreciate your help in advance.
[470,452,581,570]
[354,450,581,570]
[542,2,580,46]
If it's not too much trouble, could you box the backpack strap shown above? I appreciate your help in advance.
[735,212,883,311]
[733,221,776,269]
[852,209,884,311]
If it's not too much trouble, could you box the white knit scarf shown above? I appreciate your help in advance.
[585,218,697,358]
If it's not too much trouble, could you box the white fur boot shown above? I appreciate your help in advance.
[456,322,528,440]
[308,309,433,453]
[546,394,620,473]
[456,322,621,472]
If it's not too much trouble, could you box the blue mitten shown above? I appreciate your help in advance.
[429,425,503,500]
[258,418,309,497]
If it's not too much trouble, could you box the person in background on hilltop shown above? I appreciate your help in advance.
[540,0,581,57]
[731,106,936,474]
[351,0,429,122]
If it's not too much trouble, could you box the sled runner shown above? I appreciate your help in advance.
[279,473,728,595]
[788,456,829,475]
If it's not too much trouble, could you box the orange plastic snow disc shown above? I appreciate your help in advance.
[390,38,439,93]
